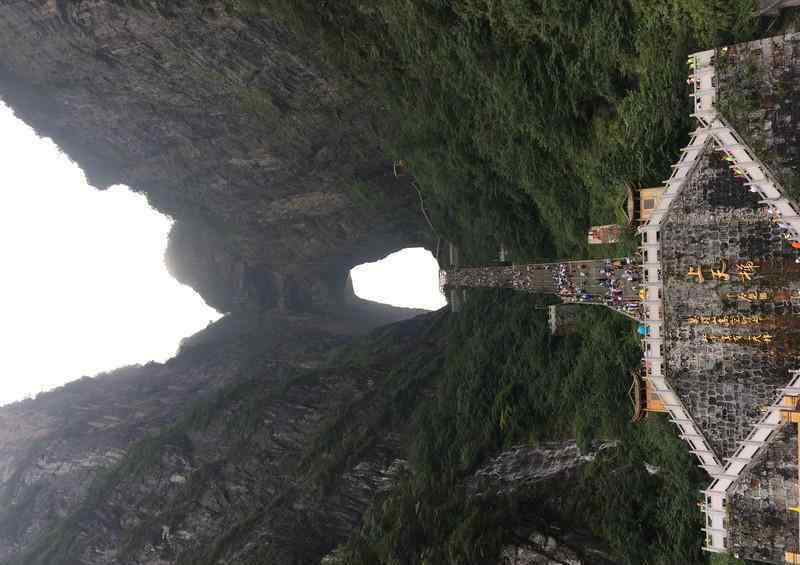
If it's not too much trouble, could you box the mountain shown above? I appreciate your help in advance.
[0,1,736,564]
[0,0,431,316]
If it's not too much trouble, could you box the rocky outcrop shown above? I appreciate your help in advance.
[0,3,441,562]
[0,306,624,565]
[500,531,619,565]
[0,310,446,565]
[0,3,627,564]
[472,442,621,565]
[319,441,621,565]
[468,442,619,498]
[0,0,432,315]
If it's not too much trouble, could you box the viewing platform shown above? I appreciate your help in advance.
[441,259,643,320]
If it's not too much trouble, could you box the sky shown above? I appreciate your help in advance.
[0,101,445,406]
[350,247,447,311]
[0,102,222,406]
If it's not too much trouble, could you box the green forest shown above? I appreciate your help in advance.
[324,291,711,564]
[253,0,766,262]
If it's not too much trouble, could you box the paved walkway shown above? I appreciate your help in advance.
[442,259,642,318]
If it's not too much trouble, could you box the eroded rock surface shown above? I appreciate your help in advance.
[468,441,619,498]
[500,531,619,565]
[0,3,623,564]
[0,0,432,314]
[0,311,444,565]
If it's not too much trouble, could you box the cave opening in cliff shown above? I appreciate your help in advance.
[350,247,447,310]
[0,101,221,406]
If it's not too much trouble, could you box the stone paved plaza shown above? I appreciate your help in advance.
[655,142,800,561]
[660,149,800,460]
[729,425,799,562]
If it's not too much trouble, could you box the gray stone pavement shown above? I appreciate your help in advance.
[442,259,642,318]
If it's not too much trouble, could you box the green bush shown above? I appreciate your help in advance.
[251,0,757,262]
[338,291,708,564]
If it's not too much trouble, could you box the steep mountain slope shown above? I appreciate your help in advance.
[0,311,444,565]
[0,2,750,564]
[0,304,633,565]
[0,0,431,314]
[0,3,439,562]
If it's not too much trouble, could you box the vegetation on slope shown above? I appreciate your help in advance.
[7,296,740,565]
[329,290,709,565]
[241,0,758,262]
[9,1,773,563]
[226,2,764,563]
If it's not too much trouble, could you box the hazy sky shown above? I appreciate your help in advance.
[351,247,446,311]
[0,101,445,406]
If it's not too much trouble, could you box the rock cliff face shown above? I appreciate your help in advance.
[0,3,615,564]
[0,0,432,314]
[0,2,439,562]
[0,305,614,564]
[0,311,443,565]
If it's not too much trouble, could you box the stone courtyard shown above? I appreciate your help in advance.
[660,148,800,460]
[729,425,799,562]
[649,32,800,562]
[655,141,800,561]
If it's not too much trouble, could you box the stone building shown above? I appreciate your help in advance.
[588,224,622,244]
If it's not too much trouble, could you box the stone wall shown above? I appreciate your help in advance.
[729,425,799,563]
[661,148,800,460]
[716,33,800,200]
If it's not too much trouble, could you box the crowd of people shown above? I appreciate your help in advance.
[548,259,642,316]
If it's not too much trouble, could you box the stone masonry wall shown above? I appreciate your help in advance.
[661,148,800,460]
[716,33,800,200]
[729,425,799,563]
